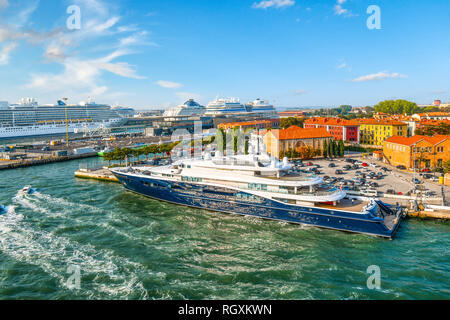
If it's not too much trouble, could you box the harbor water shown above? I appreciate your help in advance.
[0,158,449,299]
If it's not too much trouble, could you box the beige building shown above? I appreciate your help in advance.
[263,126,333,157]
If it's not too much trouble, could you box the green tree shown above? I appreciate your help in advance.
[323,140,328,158]
[338,140,345,157]
[280,117,305,129]
[216,128,226,153]
[374,99,419,115]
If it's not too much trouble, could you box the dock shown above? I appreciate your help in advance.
[74,168,119,183]
[0,152,98,171]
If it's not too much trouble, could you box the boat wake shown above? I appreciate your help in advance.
[0,190,150,299]
[16,190,146,242]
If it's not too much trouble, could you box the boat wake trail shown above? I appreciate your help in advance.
[16,190,144,242]
[0,191,150,299]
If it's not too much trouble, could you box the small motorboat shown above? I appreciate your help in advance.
[0,205,6,215]
[21,185,34,195]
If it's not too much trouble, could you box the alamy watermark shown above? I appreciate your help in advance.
[66,264,81,290]
[366,265,381,290]
[66,5,81,30]
[367,5,381,30]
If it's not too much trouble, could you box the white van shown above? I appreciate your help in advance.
[362,189,378,197]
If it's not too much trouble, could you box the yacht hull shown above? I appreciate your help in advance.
[112,172,402,239]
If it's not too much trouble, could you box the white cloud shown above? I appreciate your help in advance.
[350,71,407,82]
[26,50,145,96]
[334,0,355,17]
[293,89,308,95]
[336,62,347,69]
[157,80,183,89]
[252,0,295,10]
[0,0,9,10]
[44,45,66,61]
[90,16,120,33]
[0,42,17,65]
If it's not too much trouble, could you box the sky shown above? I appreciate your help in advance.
[0,0,448,110]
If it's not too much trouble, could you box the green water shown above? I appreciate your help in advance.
[0,158,449,300]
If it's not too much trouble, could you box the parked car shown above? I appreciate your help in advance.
[370,163,378,168]
[386,189,396,195]
[412,178,422,184]
[307,162,314,166]
[381,167,390,172]
[352,164,359,170]
[370,182,379,188]
[343,165,352,171]
[396,165,407,170]
[423,173,433,179]
[362,163,369,167]
[421,168,431,173]
[430,176,440,182]
[335,169,344,175]
[328,163,336,168]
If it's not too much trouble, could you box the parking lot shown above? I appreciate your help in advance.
[290,155,450,206]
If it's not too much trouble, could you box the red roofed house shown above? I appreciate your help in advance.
[263,126,333,157]
[304,117,360,143]
[412,112,450,121]
[383,135,450,169]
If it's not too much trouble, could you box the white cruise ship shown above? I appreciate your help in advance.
[0,98,125,139]
[163,99,206,117]
[245,98,276,117]
[204,98,248,116]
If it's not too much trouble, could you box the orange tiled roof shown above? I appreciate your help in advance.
[385,135,449,146]
[304,117,359,126]
[270,126,333,140]
[415,112,450,117]
[418,119,450,126]
[356,118,407,126]
[218,119,278,129]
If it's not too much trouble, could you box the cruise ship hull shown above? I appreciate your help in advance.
[112,172,403,239]
[0,120,122,139]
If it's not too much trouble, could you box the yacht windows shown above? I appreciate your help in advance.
[236,193,263,203]
[248,183,268,191]
[181,176,203,182]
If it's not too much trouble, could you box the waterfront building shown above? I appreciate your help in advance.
[218,119,280,131]
[263,126,333,158]
[383,135,450,169]
[277,110,307,118]
[304,117,360,143]
[357,119,407,146]
[139,115,214,137]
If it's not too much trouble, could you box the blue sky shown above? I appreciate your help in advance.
[0,0,448,110]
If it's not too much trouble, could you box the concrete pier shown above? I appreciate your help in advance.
[74,168,119,183]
